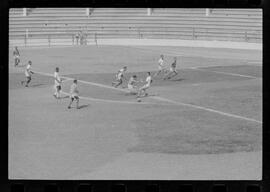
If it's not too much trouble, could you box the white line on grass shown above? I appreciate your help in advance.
[127,46,262,79]
[152,96,262,124]
[59,91,169,106]
[190,67,261,79]
[34,70,262,124]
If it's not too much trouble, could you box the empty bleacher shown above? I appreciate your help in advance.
[9,8,262,45]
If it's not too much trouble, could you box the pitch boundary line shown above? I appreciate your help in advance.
[189,67,261,79]
[34,70,262,124]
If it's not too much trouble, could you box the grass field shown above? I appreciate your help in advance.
[8,45,262,180]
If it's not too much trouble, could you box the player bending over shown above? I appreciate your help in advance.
[13,46,20,67]
[68,79,80,109]
[137,72,152,98]
[53,67,63,99]
[112,66,127,88]
[154,55,168,78]
[127,75,141,95]
[163,57,178,80]
[21,61,34,87]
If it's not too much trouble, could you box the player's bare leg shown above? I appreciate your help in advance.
[25,77,31,87]
[76,98,79,109]
[168,71,178,79]
[68,98,73,109]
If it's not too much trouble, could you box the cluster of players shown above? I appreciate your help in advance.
[14,46,80,109]
[111,55,178,101]
[14,46,178,106]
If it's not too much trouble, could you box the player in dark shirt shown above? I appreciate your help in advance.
[13,46,20,67]
[163,57,178,80]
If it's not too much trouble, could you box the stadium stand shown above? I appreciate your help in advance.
[9,8,262,46]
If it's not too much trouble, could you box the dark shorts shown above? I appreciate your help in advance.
[56,85,61,91]
[71,96,79,101]
[27,76,31,81]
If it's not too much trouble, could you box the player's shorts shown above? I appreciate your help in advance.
[55,85,61,91]
[170,67,177,72]
[70,94,79,101]
[140,84,150,90]
[26,76,31,81]
[158,65,163,71]
[14,55,20,59]
[54,84,61,91]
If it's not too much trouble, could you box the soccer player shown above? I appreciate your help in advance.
[68,79,80,109]
[127,75,140,95]
[112,66,127,88]
[137,72,152,98]
[21,61,34,87]
[13,46,20,67]
[53,67,62,99]
[163,57,178,80]
[154,55,168,77]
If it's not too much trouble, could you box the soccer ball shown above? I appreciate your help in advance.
[137,98,141,102]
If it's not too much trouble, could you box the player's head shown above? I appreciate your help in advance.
[56,67,59,72]
[147,72,151,76]
[73,79,77,84]
[133,75,137,79]
[28,61,32,65]
[174,57,177,61]
[15,46,18,50]
[123,66,127,71]
[160,55,164,58]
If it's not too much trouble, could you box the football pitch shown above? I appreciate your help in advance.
[8,45,262,180]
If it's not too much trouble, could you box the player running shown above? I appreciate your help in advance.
[21,61,34,87]
[68,79,80,109]
[163,57,178,80]
[53,67,63,99]
[154,55,168,78]
[137,72,152,98]
[13,46,20,67]
[112,66,127,88]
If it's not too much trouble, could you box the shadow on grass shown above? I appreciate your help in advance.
[171,78,185,81]
[61,95,70,99]
[78,104,90,109]
[31,83,45,87]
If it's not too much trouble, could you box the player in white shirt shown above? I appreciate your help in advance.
[163,57,178,80]
[154,55,168,78]
[21,61,34,87]
[137,72,152,98]
[53,67,63,99]
[13,46,20,67]
[68,79,80,109]
[112,66,127,88]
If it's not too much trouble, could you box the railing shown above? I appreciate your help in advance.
[9,27,262,47]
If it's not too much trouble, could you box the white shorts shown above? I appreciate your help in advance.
[140,84,150,90]
[170,68,177,72]
[14,55,19,59]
